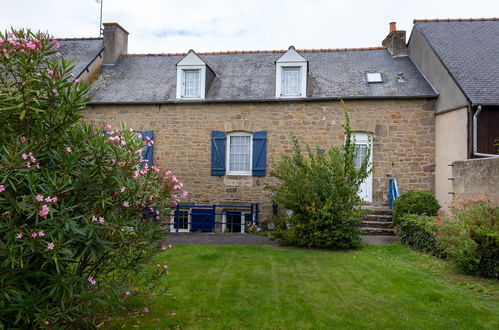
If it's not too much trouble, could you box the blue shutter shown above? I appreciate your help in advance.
[211,131,226,176]
[252,131,267,176]
[142,131,154,166]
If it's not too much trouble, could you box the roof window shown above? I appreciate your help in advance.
[366,72,383,83]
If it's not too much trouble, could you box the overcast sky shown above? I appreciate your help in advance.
[2,0,498,53]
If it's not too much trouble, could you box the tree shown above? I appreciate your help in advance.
[269,101,371,249]
[0,29,184,327]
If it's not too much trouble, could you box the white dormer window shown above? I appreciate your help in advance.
[183,69,201,97]
[281,67,301,96]
[276,46,307,98]
[176,50,215,99]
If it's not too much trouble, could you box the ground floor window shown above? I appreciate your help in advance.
[170,209,190,232]
[222,211,251,233]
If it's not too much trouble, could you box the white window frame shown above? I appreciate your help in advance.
[281,67,301,96]
[169,209,191,232]
[222,211,247,233]
[176,65,206,99]
[276,62,307,98]
[182,69,201,97]
[226,132,253,176]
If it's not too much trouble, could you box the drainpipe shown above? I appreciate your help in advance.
[473,105,499,157]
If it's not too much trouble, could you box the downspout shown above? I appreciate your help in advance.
[473,105,499,157]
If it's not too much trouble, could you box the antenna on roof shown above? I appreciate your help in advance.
[95,0,103,36]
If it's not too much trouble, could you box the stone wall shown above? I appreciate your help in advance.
[452,157,499,204]
[84,98,436,221]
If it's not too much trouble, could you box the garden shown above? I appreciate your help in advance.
[0,28,497,329]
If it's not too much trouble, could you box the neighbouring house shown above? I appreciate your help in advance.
[55,18,498,230]
[407,18,499,208]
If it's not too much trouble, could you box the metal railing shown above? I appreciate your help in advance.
[388,178,400,210]
[168,203,259,233]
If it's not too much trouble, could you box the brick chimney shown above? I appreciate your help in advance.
[382,22,407,56]
[102,22,129,65]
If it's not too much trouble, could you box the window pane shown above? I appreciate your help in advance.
[184,70,200,97]
[354,145,368,170]
[229,135,251,172]
[282,68,300,95]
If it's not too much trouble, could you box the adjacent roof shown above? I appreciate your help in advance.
[413,18,499,106]
[88,48,436,103]
[58,38,103,78]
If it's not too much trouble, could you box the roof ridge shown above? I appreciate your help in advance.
[413,17,499,23]
[123,46,386,57]
[58,37,103,41]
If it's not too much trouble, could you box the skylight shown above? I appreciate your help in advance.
[366,72,383,83]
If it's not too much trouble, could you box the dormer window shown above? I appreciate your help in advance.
[183,69,201,97]
[281,67,301,96]
[276,46,307,98]
[176,50,215,100]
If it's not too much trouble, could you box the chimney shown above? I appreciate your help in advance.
[102,22,129,65]
[382,22,407,56]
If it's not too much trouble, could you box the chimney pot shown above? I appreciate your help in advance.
[389,22,397,32]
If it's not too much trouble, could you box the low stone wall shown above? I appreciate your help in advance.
[452,157,499,204]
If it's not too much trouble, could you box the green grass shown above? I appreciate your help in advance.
[108,245,498,329]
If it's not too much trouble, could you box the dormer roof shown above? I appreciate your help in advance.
[276,46,307,63]
[176,50,206,66]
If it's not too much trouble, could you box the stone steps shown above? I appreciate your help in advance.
[361,207,396,236]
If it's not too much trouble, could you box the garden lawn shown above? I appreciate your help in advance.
[108,244,499,329]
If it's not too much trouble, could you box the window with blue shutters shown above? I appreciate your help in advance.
[141,131,154,166]
[211,131,267,177]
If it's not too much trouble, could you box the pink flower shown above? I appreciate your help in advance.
[38,231,45,237]
[20,136,26,143]
[36,195,44,202]
[47,242,54,250]
[31,232,38,238]
[16,233,23,239]
[47,70,54,76]
[87,276,96,285]
[39,204,49,218]
[120,187,126,193]
[51,88,57,94]
[105,123,112,130]
[65,147,72,153]
[124,290,131,296]
[75,79,80,83]
[123,201,129,208]
[22,153,29,160]
[2,211,10,217]
[52,39,59,48]
[55,52,61,57]
[45,196,58,203]
[0,185,5,192]
[143,307,149,313]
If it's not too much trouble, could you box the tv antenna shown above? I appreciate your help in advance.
[96,0,104,36]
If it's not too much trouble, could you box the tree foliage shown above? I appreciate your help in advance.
[269,102,371,249]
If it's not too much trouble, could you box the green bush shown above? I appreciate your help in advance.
[0,29,185,327]
[433,200,499,279]
[268,102,371,249]
[399,214,446,258]
[393,190,440,224]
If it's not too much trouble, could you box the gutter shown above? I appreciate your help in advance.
[473,105,499,158]
[87,94,438,106]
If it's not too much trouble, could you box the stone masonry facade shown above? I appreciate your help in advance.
[84,98,436,222]
[452,157,499,205]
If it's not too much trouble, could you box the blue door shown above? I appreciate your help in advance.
[191,208,215,232]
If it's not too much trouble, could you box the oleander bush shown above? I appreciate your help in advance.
[268,102,371,249]
[393,190,440,224]
[433,200,498,279]
[0,29,185,328]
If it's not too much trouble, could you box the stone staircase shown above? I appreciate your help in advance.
[361,207,395,236]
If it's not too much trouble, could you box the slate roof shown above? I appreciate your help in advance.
[413,18,499,106]
[88,48,436,103]
[58,38,103,78]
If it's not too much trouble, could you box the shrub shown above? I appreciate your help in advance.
[433,200,499,278]
[399,214,446,258]
[393,190,440,224]
[0,29,186,327]
[268,102,371,249]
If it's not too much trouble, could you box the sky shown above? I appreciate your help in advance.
[2,0,498,53]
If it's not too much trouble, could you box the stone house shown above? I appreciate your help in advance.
[57,18,498,229]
